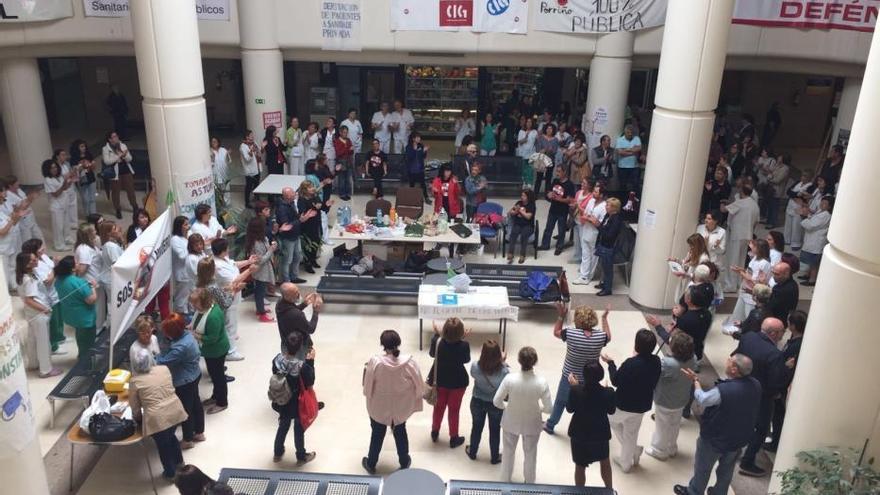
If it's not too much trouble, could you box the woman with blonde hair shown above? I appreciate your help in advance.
[428,317,472,448]
[466,340,509,464]
[544,302,612,434]
[98,220,125,314]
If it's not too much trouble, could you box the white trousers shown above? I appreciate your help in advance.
[288,154,304,176]
[3,253,16,290]
[378,139,391,154]
[18,215,44,242]
[173,280,193,313]
[225,302,239,354]
[50,207,67,250]
[609,409,645,472]
[723,239,749,292]
[321,211,331,243]
[25,312,52,374]
[393,137,409,154]
[501,430,540,484]
[65,191,78,230]
[650,404,685,459]
[578,224,599,280]
[729,295,754,327]
[480,149,497,156]
[784,211,804,248]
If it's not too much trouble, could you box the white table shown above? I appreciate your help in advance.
[253,174,306,195]
[330,223,482,248]
[418,284,518,350]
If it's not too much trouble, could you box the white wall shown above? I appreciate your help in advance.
[0,0,871,75]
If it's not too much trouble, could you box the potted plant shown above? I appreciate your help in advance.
[775,448,880,495]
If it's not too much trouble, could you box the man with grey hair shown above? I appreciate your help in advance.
[275,187,315,284]
[673,354,761,495]
[276,283,322,359]
[732,317,787,477]
[615,124,642,193]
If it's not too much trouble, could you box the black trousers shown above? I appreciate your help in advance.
[175,376,205,441]
[541,210,569,250]
[372,176,384,198]
[244,174,260,208]
[274,413,306,459]
[152,426,183,477]
[768,392,787,447]
[741,395,775,466]
[365,418,409,469]
[204,356,228,407]
[408,171,428,198]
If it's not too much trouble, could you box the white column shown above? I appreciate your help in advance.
[584,32,634,148]
[129,0,212,209]
[770,28,880,491]
[0,59,53,186]
[0,260,51,495]
[238,0,286,137]
[831,77,861,148]
[629,0,735,310]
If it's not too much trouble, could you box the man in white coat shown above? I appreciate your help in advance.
[371,102,393,154]
[721,184,760,292]
[390,99,415,154]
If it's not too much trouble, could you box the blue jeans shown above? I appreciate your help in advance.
[687,435,739,495]
[366,418,409,468]
[274,414,306,459]
[618,167,639,193]
[468,397,502,459]
[541,210,568,250]
[152,426,183,477]
[335,162,353,197]
[545,374,571,431]
[280,238,303,282]
[596,244,615,293]
[79,181,97,216]
[253,280,267,314]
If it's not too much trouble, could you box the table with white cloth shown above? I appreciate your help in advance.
[330,223,482,245]
[418,284,518,351]
[252,174,306,196]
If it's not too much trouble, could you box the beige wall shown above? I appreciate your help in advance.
[0,0,871,76]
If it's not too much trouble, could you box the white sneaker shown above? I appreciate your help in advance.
[644,446,667,461]
[226,352,245,361]
[571,277,590,285]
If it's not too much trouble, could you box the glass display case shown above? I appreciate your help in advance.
[406,65,478,137]
[488,67,543,105]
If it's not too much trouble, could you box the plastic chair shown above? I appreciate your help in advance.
[502,217,540,260]
[395,186,424,220]
[474,202,504,257]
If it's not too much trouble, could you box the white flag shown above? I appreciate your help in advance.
[474,0,529,34]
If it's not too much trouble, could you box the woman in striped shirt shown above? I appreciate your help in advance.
[543,303,612,434]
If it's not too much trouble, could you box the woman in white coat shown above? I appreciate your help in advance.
[170,216,191,314]
[696,210,727,302]
[493,346,552,484]
[784,170,813,250]
[285,116,305,175]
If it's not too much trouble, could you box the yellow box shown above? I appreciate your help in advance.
[103,369,131,393]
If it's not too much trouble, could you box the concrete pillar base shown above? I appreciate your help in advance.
[0,58,53,186]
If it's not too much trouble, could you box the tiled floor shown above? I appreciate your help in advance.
[13,162,801,494]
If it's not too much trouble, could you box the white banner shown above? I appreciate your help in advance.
[109,210,172,345]
[0,264,35,453]
[322,0,363,51]
[391,0,528,32]
[474,0,529,34]
[532,0,666,33]
[733,0,876,33]
[175,170,216,220]
[0,0,73,22]
[83,0,229,20]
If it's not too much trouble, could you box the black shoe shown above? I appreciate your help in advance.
[553,235,559,240]
[538,245,551,251]
[673,485,689,495]
[797,274,810,280]
[311,261,321,269]
[465,445,476,460]
[361,457,376,475]
[399,455,412,470]
[490,455,502,465]
[554,248,563,256]
[430,430,439,442]
[763,441,778,453]
[115,209,122,219]
[802,281,815,287]
[594,284,604,289]
[304,265,316,274]
[225,375,235,382]
[318,401,325,410]
[596,290,612,297]
[739,462,767,477]
[424,197,432,205]
[291,277,307,284]
[450,436,465,449]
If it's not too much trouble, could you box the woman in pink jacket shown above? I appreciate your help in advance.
[362,330,424,474]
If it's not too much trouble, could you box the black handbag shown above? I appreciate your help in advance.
[88,412,136,442]
[100,165,117,180]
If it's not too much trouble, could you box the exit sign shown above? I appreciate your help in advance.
[254,98,265,104]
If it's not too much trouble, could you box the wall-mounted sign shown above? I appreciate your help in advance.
[83,0,229,20]
[322,0,363,51]
[733,0,877,33]
[262,111,283,129]
[0,0,73,22]
[391,0,529,33]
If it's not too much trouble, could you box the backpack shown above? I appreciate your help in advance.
[519,271,553,301]
[268,372,293,406]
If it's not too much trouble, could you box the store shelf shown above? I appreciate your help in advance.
[406,65,478,138]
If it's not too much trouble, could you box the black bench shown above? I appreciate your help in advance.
[466,263,563,281]
[451,154,523,188]
[217,468,381,495]
[353,152,442,194]
[316,276,420,300]
[323,256,423,278]
[47,326,137,427]
[449,479,613,495]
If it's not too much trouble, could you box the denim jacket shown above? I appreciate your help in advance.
[156,332,202,387]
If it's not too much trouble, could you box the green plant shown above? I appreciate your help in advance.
[775,448,880,495]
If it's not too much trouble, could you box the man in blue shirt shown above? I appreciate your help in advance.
[673,354,761,495]
[615,125,642,194]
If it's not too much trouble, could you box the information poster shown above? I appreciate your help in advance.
[0,265,35,452]
[83,0,230,20]
[321,0,363,51]
[175,170,217,220]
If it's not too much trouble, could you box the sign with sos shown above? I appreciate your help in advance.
[440,0,473,26]
[116,281,134,309]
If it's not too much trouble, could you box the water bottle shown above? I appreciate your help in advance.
[446,259,455,280]
[438,208,448,233]
[339,205,351,227]
[376,208,383,226]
